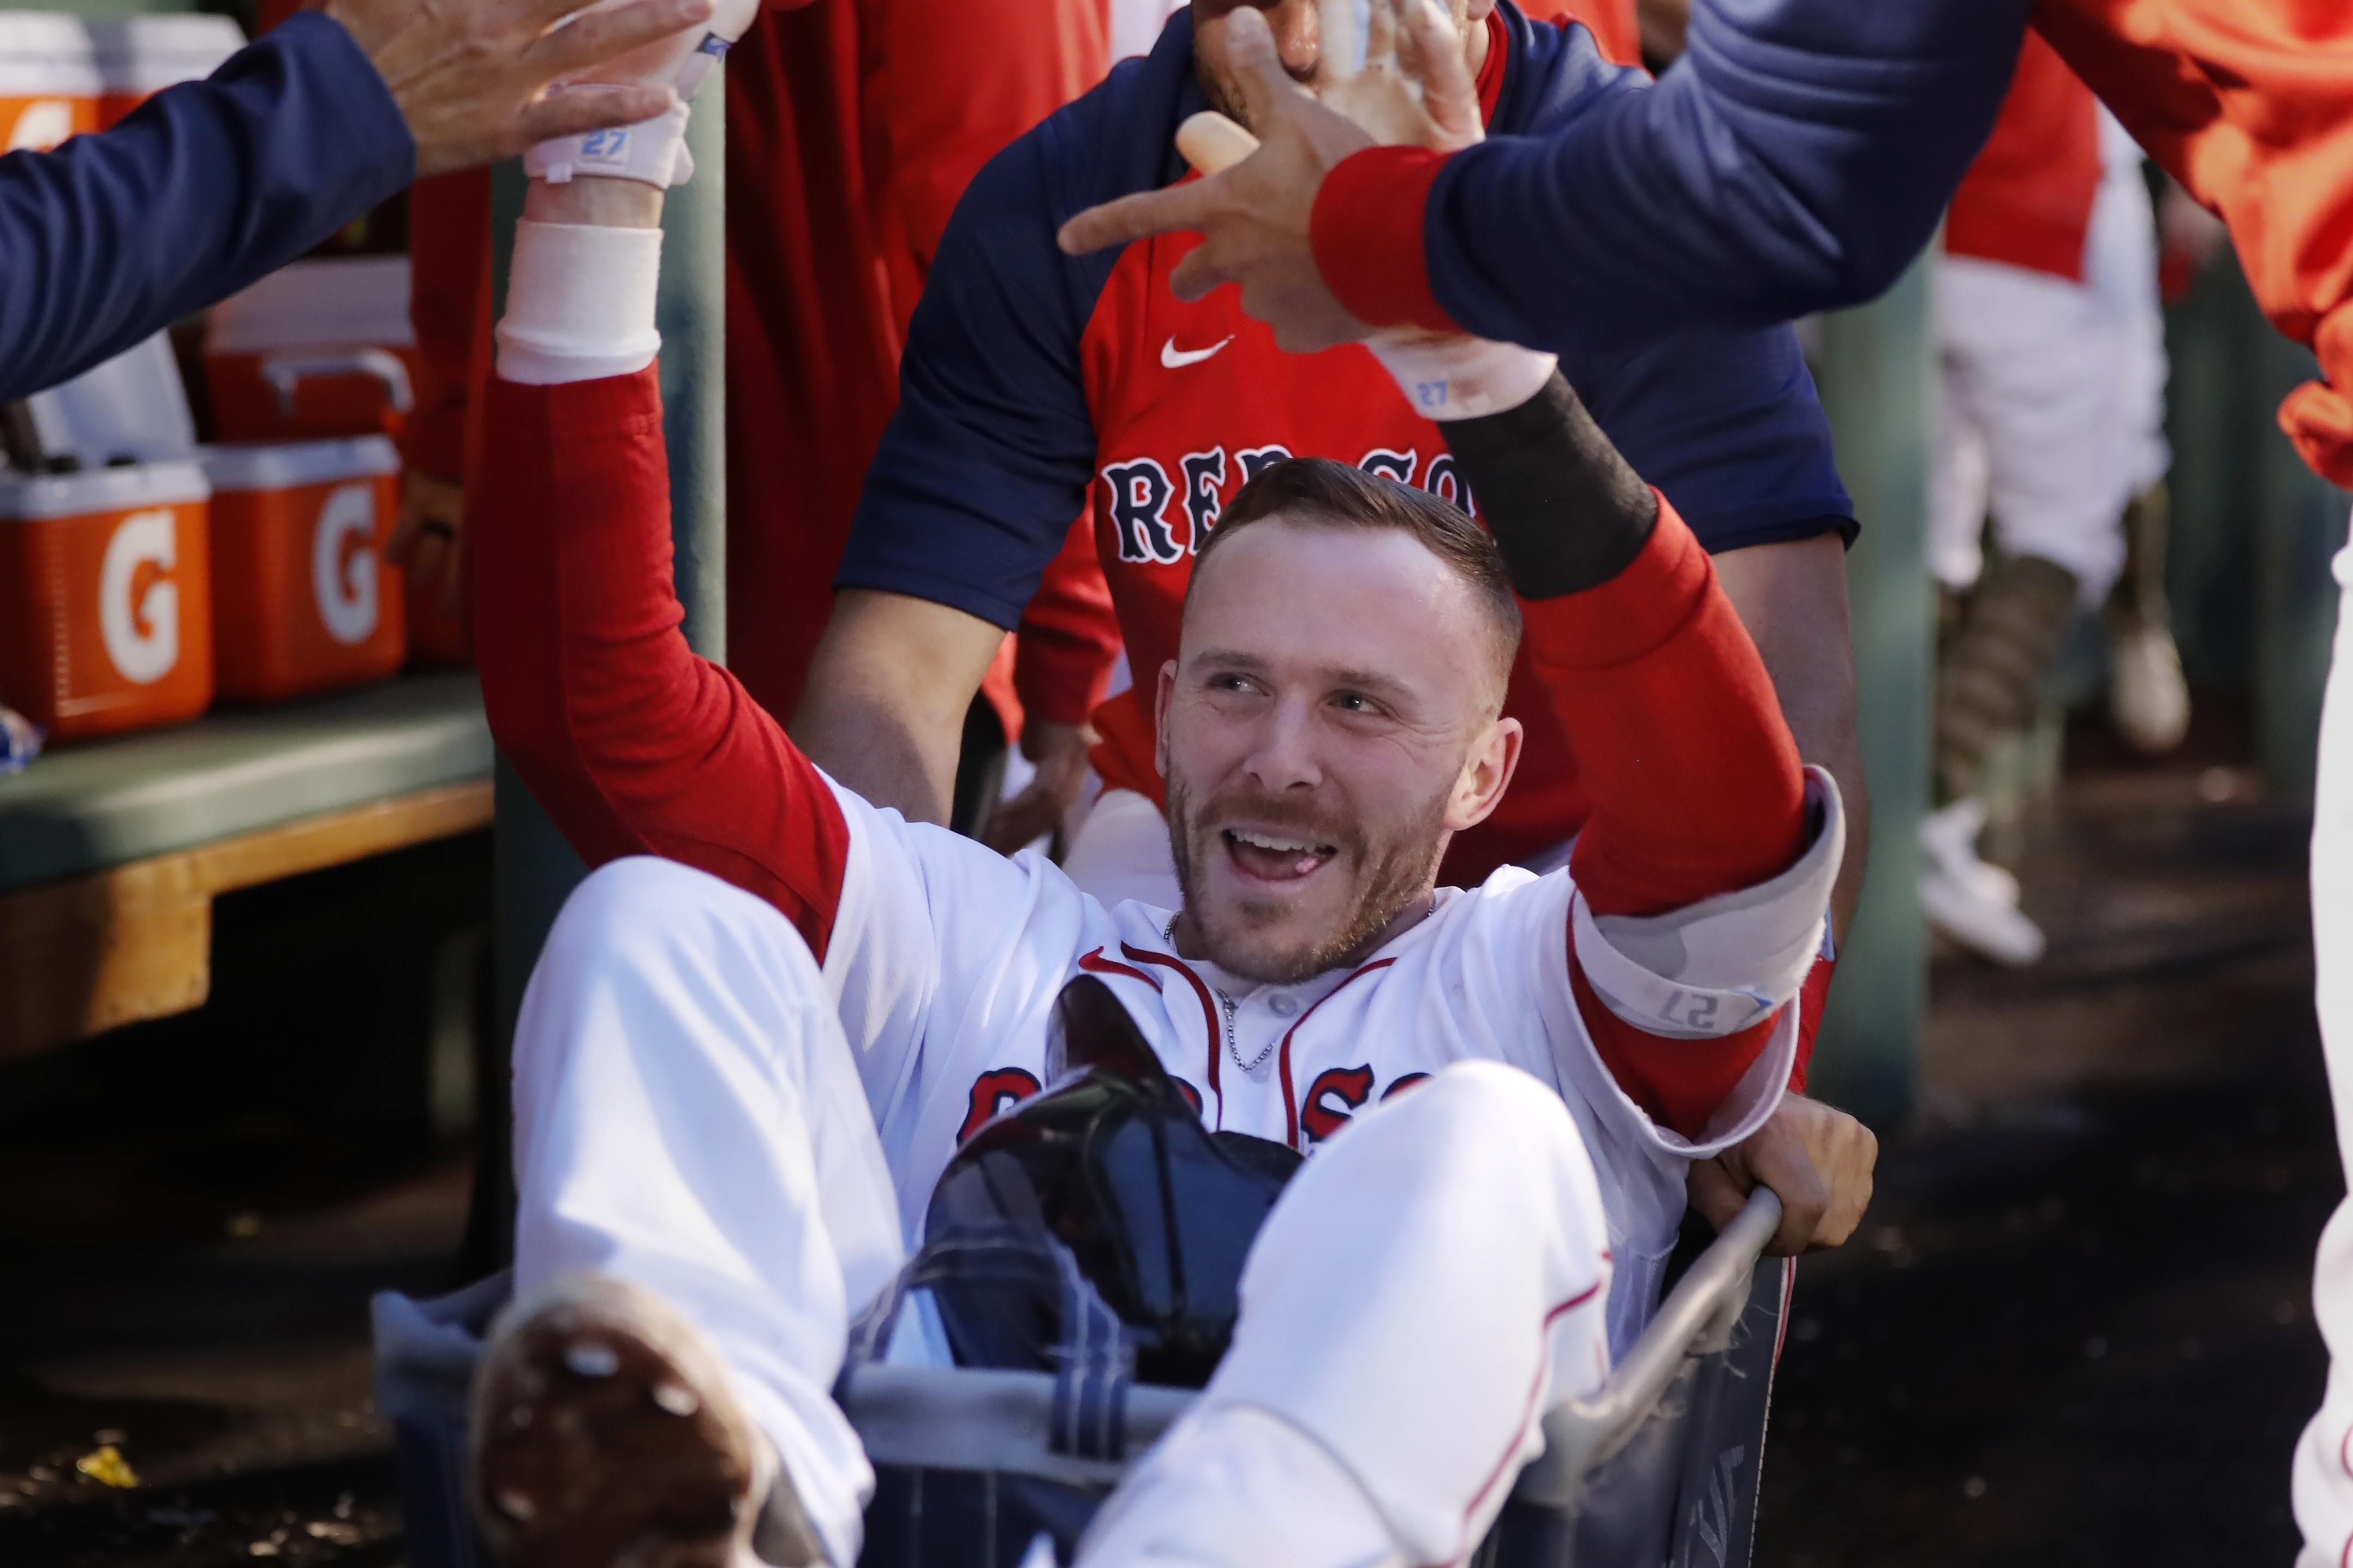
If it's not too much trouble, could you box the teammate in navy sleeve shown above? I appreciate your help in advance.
[0,0,711,403]
[793,0,1873,939]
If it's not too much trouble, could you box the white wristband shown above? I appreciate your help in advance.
[495,220,662,385]
[1364,328,1559,421]
[525,97,695,189]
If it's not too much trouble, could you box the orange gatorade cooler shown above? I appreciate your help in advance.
[0,14,99,153]
[88,14,244,127]
[0,462,214,741]
[207,258,419,444]
[202,437,407,701]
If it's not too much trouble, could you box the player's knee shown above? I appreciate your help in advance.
[1375,1061,1588,1179]
[542,855,818,987]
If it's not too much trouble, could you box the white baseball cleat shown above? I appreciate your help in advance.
[1919,798,2021,909]
[1919,799,2044,967]
[2109,620,2191,756]
[469,1273,823,1568]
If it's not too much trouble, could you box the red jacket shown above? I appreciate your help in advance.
[725,0,1121,737]
[1945,30,2103,280]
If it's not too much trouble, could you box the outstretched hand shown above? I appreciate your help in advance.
[1688,1093,1877,1256]
[322,0,719,177]
[385,469,469,619]
[1056,0,1483,352]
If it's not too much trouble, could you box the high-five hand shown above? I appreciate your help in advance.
[1056,0,1482,352]
[323,0,724,177]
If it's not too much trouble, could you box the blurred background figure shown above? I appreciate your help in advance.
[1920,36,2189,967]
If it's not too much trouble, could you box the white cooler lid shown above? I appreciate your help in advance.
[0,458,209,522]
[0,14,100,99]
[87,15,246,92]
[208,256,415,354]
[202,435,402,493]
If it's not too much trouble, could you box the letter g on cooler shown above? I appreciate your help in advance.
[312,481,380,646]
[98,508,180,684]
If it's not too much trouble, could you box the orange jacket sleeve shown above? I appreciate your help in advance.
[2034,0,2353,483]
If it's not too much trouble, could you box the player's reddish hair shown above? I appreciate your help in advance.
[1189,456,1524,680]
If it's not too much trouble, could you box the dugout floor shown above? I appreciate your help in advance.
[0,700,2334,1567]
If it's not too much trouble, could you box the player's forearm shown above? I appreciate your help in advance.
[1713,536,1870,941]
[1442,370,1807,917]
[793,590,1010,826]
[1312,0,2030,355]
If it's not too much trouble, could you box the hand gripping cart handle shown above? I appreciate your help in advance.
[374,1188,1791,1568]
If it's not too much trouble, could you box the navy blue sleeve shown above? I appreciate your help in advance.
[0,11,411,402]
[1490,8,1853,552]
[1572,322,1854,553]
[1430,0,2037,356]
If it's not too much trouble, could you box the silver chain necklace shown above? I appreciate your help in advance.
[1168,915,1275,1074]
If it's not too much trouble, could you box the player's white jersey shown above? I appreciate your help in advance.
[818,776,1830,1355]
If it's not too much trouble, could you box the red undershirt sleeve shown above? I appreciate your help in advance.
[1014,513,1123,728]
[1309,146,1461,336]
[1522,498,1812,1138]
[472,367,852,961]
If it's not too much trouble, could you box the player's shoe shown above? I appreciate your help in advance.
[2108,619,2190,755]
[2105,482,2191,756]
[1919,799,2044,967]
[469,1273,825,1568]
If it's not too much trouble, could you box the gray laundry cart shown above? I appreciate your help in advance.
[374,1189,1790,1568]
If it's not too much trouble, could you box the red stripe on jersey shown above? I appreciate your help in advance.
[1079,945,1162,991]
[1122,944,1223,1127]
[1274,958,1396,1150]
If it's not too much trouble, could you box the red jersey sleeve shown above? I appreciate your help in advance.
[1015,513,1123,728]
[2032,0,2353,487]
[473,368,852,961]
[1521,499,1812,1139]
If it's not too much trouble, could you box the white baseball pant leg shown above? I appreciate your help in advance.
[2295,529,2353,1566]
[2086,108,2172,496]
[1929,255,2135,602]
[510,856,909,1568]
[1080,1061,1615,1568]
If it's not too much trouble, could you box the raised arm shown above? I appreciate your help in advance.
[1315,0,2033,355]
[1423,343,1867,1252]
[0,0,709,402]
[472,177,851,960]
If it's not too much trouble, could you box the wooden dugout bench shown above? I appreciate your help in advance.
[0,672,493,1062]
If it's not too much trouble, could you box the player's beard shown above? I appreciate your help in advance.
[1166,772,1449,984]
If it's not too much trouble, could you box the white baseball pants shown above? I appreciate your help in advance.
[1928,255,2134,603]
[509,857,1616,1568]
[2293,529,2353,1566]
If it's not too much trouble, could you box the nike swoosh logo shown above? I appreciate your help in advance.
[1161,335,1234,369]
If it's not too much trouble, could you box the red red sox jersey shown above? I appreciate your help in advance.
[839,1,1856,885]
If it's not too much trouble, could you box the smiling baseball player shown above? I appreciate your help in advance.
[460,121,1870,1566]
